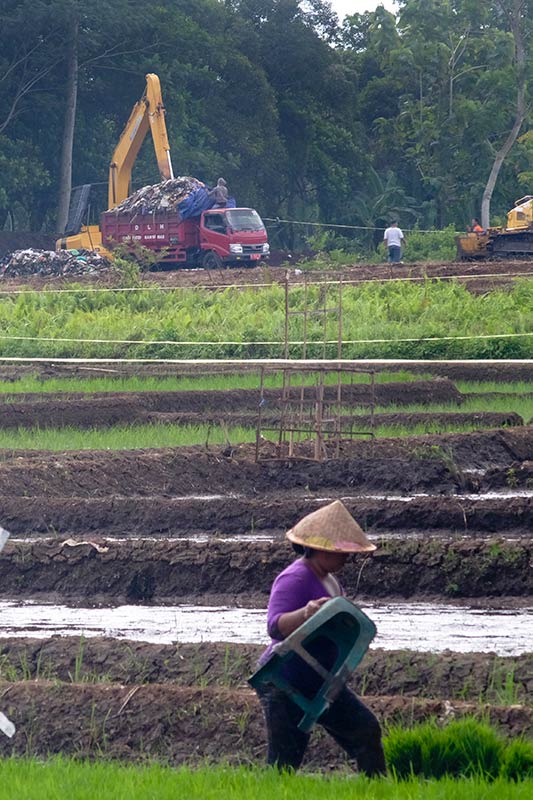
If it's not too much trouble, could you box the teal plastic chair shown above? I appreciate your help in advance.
[249,596,377,733]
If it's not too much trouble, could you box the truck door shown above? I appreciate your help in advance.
[201,213,229,257]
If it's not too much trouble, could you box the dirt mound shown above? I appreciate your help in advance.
[482,460,533,490]
[1,637,530,705]
[0,682,530,767]
[1,537,530,601]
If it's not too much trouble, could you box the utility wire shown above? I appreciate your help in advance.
[264,217,464,235]
[0,270,531,297]
[0,331,532,347]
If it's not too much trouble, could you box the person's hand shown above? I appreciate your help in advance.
[303,597,330,620]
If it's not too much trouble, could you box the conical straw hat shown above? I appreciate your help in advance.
[286,500,375,553]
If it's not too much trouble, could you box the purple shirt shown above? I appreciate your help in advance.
[259,558,344,665]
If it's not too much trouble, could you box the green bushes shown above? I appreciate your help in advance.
[0,277,532,360]
[403,226,458,263]
[385,719,533,781]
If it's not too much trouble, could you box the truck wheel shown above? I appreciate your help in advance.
[201,251,223,270]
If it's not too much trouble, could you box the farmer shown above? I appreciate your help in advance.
[254,500,386,775]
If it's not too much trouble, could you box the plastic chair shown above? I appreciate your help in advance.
[249,596,376,732]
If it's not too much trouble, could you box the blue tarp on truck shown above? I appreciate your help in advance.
[178,187,236,220]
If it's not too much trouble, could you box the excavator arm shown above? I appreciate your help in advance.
[108,73,174,209]
[57,73,174,254]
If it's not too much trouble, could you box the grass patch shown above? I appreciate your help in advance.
[0,406,528,451]
[456,381,533,395]
[1,278,533,359]
[365,395,533,422]
[0,423,260,451]
[0,758,531,800]
[0,370,423,398]
[0,419,511,451]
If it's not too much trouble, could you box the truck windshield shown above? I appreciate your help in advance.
[225,209,265,232]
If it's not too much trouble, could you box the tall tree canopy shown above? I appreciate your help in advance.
[0,0,531,238]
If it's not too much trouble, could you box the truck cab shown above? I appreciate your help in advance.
[200,207,269,268]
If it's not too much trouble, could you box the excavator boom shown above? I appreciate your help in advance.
[108,73,174,209]
[58,73,175,254]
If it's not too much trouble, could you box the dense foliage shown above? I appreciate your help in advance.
[1,276,532,359]
[1,0,533,251]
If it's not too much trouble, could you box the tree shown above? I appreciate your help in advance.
[481,0,528,228]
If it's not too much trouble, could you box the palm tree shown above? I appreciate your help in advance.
[351,166,420,249]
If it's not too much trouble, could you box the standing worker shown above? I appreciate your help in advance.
[254,500,387,776]
[383,220,405,263]
[208,177,229,208]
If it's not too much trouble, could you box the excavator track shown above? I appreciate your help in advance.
[489,231,533,258]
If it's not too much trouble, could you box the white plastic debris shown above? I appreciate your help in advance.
[0,712,15,738]
[0,526,10,553]
[0,248,112,279]
[1,529,16,741]
[110,176,204,215]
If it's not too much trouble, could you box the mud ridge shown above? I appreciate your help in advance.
[0,450,472,498]
[1,494,532,539]
[0,400,522,432]
[1,638,531,705]
[0,682,530,767]
[1,537,531,600]
[2,428,533,499]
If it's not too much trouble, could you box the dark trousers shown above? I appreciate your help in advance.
[256,683,386,776]
[388,245,402,263]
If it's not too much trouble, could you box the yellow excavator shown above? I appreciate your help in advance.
[56,73,174,254]
[456,195,533,259]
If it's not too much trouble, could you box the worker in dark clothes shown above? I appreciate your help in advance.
[254,500,387,776]
[208,177,228,208]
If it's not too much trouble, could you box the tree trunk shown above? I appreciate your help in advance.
[481,0,526,229]
[56,10,79,235]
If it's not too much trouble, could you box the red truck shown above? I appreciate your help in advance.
[101,205,269,269]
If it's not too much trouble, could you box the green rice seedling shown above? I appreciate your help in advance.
[384,725,424,778]
[0,410,523,451]
[501,740,533,781]
[485,663,521,706]
[68,637,87,684]
[385,719,507,780]
[0,423,263,451]
[0,369,418,398]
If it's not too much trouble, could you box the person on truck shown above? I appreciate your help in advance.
[253,500,387,776]
[208,178,228,208]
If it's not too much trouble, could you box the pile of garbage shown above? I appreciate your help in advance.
[110,176,206,215]
[0,248,113,279]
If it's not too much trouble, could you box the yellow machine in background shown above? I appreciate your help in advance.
[456,195,533,259]
[56,74,174,254]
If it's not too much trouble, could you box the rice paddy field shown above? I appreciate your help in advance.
[0,258,532,794]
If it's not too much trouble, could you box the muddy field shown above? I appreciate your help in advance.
[2,252,533,295]
[2,681,530,767]
[0,357,531,767]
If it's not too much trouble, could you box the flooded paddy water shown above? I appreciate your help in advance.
[0,599,531,656]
